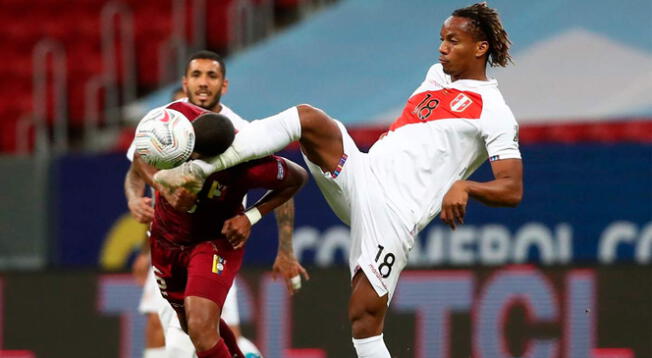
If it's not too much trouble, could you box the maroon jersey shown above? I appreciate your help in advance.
[151,156,288,244]
[165,99,208,121]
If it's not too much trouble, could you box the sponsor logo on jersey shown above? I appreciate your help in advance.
[368,264,388,290]
[450,93,473,112]
[212,254,226,275]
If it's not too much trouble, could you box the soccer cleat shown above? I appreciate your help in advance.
[153,161,206,193]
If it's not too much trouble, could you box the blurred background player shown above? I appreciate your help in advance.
[155,3,522,357]
[126,50,305,357]
[127,86,186,358]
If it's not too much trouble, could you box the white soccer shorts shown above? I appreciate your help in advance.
[139,267,166,314]
[302,120,413,303]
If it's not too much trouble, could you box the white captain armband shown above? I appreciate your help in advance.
[244,207,262,225]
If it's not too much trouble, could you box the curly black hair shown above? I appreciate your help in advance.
[452,2,512,67]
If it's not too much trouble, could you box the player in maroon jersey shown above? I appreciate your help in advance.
[134,102,307,358]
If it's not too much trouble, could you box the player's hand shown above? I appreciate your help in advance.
[440,180,469,230]
[222,214,252,250]
[127,197,154,223]
[131,251,150,286]
[161,187,196,212]
[154,162,206,194]
[272,251,309,295]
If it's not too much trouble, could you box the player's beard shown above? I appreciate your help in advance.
[190,92,222,111]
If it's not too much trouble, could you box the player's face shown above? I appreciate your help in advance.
[183,59,228,111]
[438,16,486,80]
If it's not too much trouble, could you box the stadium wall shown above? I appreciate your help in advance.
[42,143,652,268]
[0,266,650,358]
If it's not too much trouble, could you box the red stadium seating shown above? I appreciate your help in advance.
[1,0,321,153]
[5,0,647,153]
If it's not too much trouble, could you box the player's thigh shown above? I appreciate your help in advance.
[297,104,345,173]
[185,240,243,311]
[301,119,362,225]
[150,236,188,312]
[221,279,240,327]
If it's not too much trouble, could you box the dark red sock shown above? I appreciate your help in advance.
[197,338,231,358]
[219,318,245,358]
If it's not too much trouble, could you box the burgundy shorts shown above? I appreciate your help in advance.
[150,235,244,316]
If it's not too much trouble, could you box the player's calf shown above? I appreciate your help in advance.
[348,280,391,358]
[348,272,388,338]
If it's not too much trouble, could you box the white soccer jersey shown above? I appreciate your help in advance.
[368,63,521,235]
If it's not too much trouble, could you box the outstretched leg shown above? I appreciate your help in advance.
[348,271,391,358]
[154,105,346,190]
[295,104,345,174]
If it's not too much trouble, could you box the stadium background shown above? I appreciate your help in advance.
[0,0,650,357]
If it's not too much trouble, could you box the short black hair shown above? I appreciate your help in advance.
[184,50,226,77]
[192,113,235,157]
[452,2,512,67]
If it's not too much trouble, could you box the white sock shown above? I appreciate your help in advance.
[196,106,302,175]
[143,347,167,358]
[352,334,391,358]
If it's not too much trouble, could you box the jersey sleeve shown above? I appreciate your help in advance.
[240,156,288,189]
[126,138,136,161]
[480,104,522,161]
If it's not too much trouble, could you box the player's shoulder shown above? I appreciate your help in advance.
[479,89,516,125]
[164,100,207,121]
[425,63,449,84]
[219,104,249,130]
[241,155,285,177]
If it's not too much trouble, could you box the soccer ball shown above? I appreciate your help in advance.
[133,108,195,169]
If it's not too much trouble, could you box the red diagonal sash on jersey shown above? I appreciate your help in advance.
[389,89,483,131]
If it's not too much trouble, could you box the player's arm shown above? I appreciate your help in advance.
[440,158,523,230]
[124,156,156,284]
[124,156,155,223]
[272,199,310,294]
[130,154,197,212]
[222,158,308,250]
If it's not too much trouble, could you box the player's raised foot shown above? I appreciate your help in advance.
[154,161,206,193]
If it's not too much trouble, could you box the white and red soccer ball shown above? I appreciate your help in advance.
[133,108,195,169]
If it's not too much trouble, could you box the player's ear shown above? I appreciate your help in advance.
[221,78,229,96]
[475,40,489,58]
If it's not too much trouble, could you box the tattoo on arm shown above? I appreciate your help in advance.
[274,199,295,254]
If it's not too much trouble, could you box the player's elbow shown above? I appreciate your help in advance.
[294,165,309,188]
[284,159,309,191]
[505,186,523,207]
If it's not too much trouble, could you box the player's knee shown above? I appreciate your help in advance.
[185,310,218,348]
[297,104,329,129]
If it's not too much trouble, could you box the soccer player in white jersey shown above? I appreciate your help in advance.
[126,50,305,357]
[155,4,522,357]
